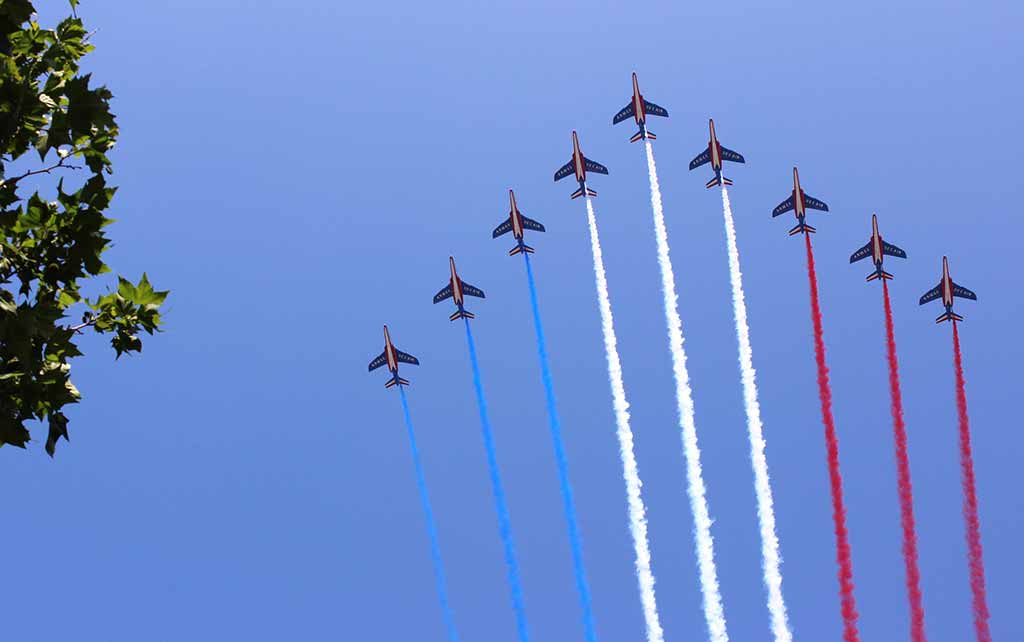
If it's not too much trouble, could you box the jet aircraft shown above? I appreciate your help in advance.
[433,256,486,321]
[689,118,745,188]
[611,72,669,142]
[493,190,545,256]
[850,214,906,281]
[554,131,608,199]
[772,167,829,236]
[919,256,977,323]
[368,325,419,388]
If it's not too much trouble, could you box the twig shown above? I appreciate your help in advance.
[3,154,82,186]
[68,319,95,333]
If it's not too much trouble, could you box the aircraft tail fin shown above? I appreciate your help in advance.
[631,128,655,143]
[866,269,894,282]
[706,175,733,189]
[385,375,410,389]
[449,309,475,322]
[788,222,816,236]
[509,244,535,256]
[571,187,598,199]
[935,311,964,324]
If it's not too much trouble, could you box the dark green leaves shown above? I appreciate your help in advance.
[0,1,168,455]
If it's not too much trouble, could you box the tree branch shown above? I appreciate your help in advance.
[68,319,95,333]
[3,153,82,187]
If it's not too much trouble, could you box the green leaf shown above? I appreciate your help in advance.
[0,0,168,458]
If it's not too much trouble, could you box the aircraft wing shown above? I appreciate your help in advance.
[521,215,546,233]
[613,102,635,124]
[720,146,745,163]
[643,100,669,118]
[803,193,830,212]
[919,283,942,305]
[689,148,711,170]
[584,157,609,175]
[849,242,872,263]
[395,349,419,366]
[772,195,795,217]
[460,280,486,299]
[554,160,574,182]
[952,282,977,301]
[492,218,513,238]
[433,283,453,304]
[368,351,387,372]
[882,241,907,259]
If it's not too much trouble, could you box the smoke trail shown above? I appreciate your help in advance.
[952,322,992,642]
[720,186,792,642]
[463,319,532,642]
[881,280,928,642]
[398,387,461,642]
[583,196,664,642]
[522,252,598,642]
[803,233,860,642]
[642,142,729,642]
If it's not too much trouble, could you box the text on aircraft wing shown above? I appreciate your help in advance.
[803,193,830,212]
[952,283,977,301]
[554,160,574,182]
[882,241,907,259]
[850,242,872,263]
[368,351,387,372]
[433,284,453,304]
[919,283,942,305]
[689,148,711,170]
[642,100,668,118]
[492,219,513,238]
[613,103,635,124]
[772,195,795,217]
[395,350,420,366]
[720,146,745,163]
[460,281,486,299]
[521,215,546,233]
[584,158,609,175]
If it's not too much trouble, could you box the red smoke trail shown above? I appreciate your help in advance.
[803,233,860,642]
[882,280,927,642]
[952,322,992,642]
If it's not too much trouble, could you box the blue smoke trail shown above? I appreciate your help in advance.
[398,386,460,642]
[523,252,598,642]
[463,318,532,642]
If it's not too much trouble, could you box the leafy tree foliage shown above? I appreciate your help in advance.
[1,0,167,456]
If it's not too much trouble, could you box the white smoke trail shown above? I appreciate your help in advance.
[584,197,665,642]
[643,141,729,642]
[720,186,792,642]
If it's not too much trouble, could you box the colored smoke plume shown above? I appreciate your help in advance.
[721,186,791,642]
[584,196,665,642]
[644,142,729,642]
[804,233,860,642]
[399,387,461,642]
[952,322,992,642]
[463,319,532,642]
[882,280,927,642]
[522,252,598,642]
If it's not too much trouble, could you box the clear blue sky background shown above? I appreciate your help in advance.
[3,1,1021,641]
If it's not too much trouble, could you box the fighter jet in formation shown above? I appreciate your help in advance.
[433,256,486,321]
[850,214,907,281]
[611,72,669,143]
[772,167,830,236]
[554,131,608,199]
[493,189,546,256]
[368,325,419,388]
[689,119,745,188]
[920,256,977,323]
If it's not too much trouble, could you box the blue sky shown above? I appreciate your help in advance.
[2,1,1022,640]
